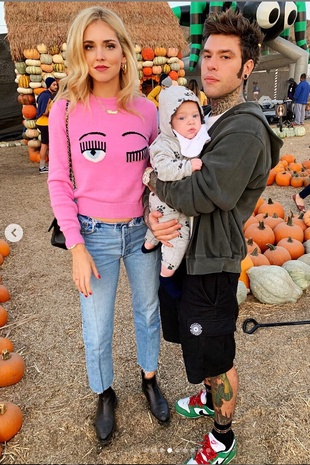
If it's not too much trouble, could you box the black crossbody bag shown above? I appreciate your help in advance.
[48,101,76,249]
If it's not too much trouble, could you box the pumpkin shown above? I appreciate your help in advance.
[26,65,42,75]
[236,280,248,305]
[263,213,285,230]
[288,161,303,172]
[247,265,303,304]
[0,306,8,327]
[30,81,43,89]
[23,48,40,59]
[37,43,48,53]
[244,221,275,252]
[17,94,35,105]
[153,56,167,65]
[134,44,142,53]
[0,402,23,442]
[257,197,285,218]
[169,70,178,81]
[280,153,296,164]
[28,139,41,148]
[40,53,53,64]
[254,196,265,214]
[0,254,3,266]
[167,57,179,64]
[0,349,25,387]
[162,64,171,74]
[275,170,292,186]
[246,237,261,254]
[154,47,167,57]
[0,285,10,303]
[0,337,14,353]
[290,174,304,188]
[25,128,39,139]
[19,75,30,88]
[167,47,179,57]
[303,210,310,227]
[170,62,180,71]
[15,61,26,74]
[142,60,154,67]
[243,215,258,231]
[23,119,37,129]
[178,69,186,77]
[25,58,41,67]
[263,243,291,266]
[50,44,60,55]
[41,64,54,73]
[142,67,152,77]
[141,47,155,61]
[30,74,43,82]
[302,159,310,170]
[304,227,310,241]
[294,126,306,136]
[0,239,10,258]
[177,77,187,86]
[273,217,304,243]
[52,54,64,64]
[28,146,40,163]
[282,260,310,290]
[249,247,270,266]
[238,254,254,289]
[17,87,33,95]
[53,72,66,79]
[152,65,162,75]
[286,212,307,231]
[277,236,305,260]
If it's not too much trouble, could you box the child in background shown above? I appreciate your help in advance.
[142,86,210,298]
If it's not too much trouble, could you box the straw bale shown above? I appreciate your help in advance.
[4,1,188,61]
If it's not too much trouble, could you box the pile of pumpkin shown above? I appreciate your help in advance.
[15,44,67,162]
[272,125,306,139]
[135,46,186,86]
[238,193,310,306]
[0,240,24,459]
[267,153,310,188]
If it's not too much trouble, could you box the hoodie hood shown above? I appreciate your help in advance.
[158,85,205,137]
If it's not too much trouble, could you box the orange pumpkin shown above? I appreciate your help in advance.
[17,94,35,105]
[304,226,310,241]
[243,215,258,231]
[28,145,40,163]
[239,254,254,289]
[302,159,310,170]
[263,213,285,230]
[244,221,275,252]
[142,67,153,77]
[0,254,3,266]
[288,162,303,172]
[0,349,25,387]
[0,337,14,353]
[266,168,276,186]
[0,285,10,303]
[154,47,167,57]
[246,237,261,254]
[169,70,178,80]
[303,210,310,227]
[263,243,291,266]
[141,47,155,61]
[257,197,285,219]
[0,306,8,327]
[273,217,304,243]
[290,174,304,188]
[0,239,10,258]
[275,170,292,187]
[249,247,270,266]
[22,104,37,120]
[0,402,23,442]
[277,236,305,260]
[253,196,264,215]
[280,154,296,164]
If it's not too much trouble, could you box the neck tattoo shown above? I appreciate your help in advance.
[94,96,118,115]
[210,88,245,116]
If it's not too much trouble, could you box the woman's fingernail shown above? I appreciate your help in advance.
[97,274,101,279]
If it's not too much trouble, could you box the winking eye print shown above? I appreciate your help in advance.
[79,130,149,163]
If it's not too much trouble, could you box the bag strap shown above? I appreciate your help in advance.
[65,101,76,189]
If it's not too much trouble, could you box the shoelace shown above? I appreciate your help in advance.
[194,435,217,464]
[188,390,205,407]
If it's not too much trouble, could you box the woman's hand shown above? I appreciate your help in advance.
[71,244,100,297]
[148,211,181,247]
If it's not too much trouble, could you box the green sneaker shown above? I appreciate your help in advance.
[186,432,236,464]
[175,390,215,419]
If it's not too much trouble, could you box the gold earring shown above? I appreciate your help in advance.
[121,62,127,74]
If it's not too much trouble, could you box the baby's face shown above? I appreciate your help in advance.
[171,101,202,139]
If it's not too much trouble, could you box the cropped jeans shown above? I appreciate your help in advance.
[78,214,161,394]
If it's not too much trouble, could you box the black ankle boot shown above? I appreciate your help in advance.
[95,387,117,446]
[141,371,170,425]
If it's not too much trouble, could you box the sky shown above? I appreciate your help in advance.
[1,1,310,34]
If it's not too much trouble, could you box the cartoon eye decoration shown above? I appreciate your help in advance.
[80,140,107,163]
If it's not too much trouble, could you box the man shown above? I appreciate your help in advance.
[36,77,58,173]
[287,77,297,101]
[144,9,282,464]
[293,73,310,126]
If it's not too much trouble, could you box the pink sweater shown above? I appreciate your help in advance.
[48,95,158,248]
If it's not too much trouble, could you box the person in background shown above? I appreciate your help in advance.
[187,79,208,106]
[144,9,282,464]
[143,85,210,299]
[146,73,172,108]
[36,76,58,173]
[252,80,260,101]
[287,77,297,101]
[293,73,310,126]
[292,185,310,212]
[48,5,169,448]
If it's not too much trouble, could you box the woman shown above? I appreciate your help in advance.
[187,79,208,106]
[48,6,170,447]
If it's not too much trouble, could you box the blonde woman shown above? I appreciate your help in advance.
[48,6,170,447]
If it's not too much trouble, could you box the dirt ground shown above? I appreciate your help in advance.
[0,124,309,465]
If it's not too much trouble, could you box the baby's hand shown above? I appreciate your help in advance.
[191,158,203,171]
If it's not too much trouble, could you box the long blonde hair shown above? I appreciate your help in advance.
[56,6,139,110]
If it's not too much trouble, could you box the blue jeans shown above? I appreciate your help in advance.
[78,215,161,394]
